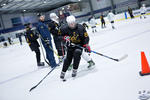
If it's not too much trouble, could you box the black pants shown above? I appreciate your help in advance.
[101,21,105,28]
[62,47,82,72]
[54,37,65,56]
[129,13,134,18]
[34,48,41,64]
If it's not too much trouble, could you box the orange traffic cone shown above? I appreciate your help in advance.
[139,52,150,76]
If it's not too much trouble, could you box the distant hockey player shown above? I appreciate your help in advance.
[59,15,92,79]
[128,6,134,19]
[140,4,147,19]
[107,11,115,29]
[100,13,106,28]
[89,16,97,33]
[48,13,65,64]
[25,23,44,67]
[8,37,12,45]
[37,15,58,68]
[18,33,22,45]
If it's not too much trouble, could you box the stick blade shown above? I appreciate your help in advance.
[29,85,37,92]
[117,54,128,62]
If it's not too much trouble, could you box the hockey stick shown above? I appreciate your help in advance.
[91,51,128,62]
[29,67,56,92]
[71,43,128,62]
[39,38,51,66]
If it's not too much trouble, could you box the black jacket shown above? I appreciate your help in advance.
[25,29,40,51]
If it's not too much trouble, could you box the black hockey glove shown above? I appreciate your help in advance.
[44,38,50,46]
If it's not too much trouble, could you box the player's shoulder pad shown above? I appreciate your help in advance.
[50,20,55,24]
[77,24,85,30]
[60,24,68,30]
[48,20,55,26]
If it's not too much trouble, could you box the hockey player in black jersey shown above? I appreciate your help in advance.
[59,15,92,79]
[100,13,106,28]
[48,13,65,64]
[25,23,44,67]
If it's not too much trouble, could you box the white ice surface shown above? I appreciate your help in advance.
[0,16,150,100]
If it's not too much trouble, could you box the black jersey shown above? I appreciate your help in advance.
[100,15,105,22]
[25,29,40,51]
[48,20,61,36]
[60,23,89,46]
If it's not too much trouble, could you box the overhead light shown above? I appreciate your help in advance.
[23,10,26,12]
[78,0,81,1]
[67,5,70,8]
[43,0,46,3]
[3,4,6,6]
[1,3,6,6]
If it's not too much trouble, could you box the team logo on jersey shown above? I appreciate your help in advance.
[30,34,33,37]
[58,29,61,35]
[55,23,58,27]
[138,90,150,100]
[71,32,81,43]
[49,27,51,30]
[84,32,88,37]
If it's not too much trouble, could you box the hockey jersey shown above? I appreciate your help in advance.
[107,12,115,22]
[60,24,89,46]
[140,6,147,14]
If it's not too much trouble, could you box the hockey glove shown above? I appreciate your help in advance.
[63,36,70,41]
[83,44,91,53]
[44,38,50,46]
[63,36,71,46]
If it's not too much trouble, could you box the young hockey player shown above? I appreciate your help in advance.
[8,37,13,45]
[37,15,58,68]
[25,23,44,67]
[89,16,97,33]
[128,6,134,19]
[100,13,106,28]
[59,15,91,79]
[107,11,115,29]
[18,33,23,45]
[140,4,147,19]
[48,13,65,64]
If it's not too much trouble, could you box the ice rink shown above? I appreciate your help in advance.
[0,15,150,100]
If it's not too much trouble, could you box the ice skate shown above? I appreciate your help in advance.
[87,60,95,68]
[72,69,77,77]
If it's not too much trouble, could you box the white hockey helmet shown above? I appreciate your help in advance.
[66,15,76,29]
[142,4,145,7]
[66,15,76,24]
[50,13,58,20]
